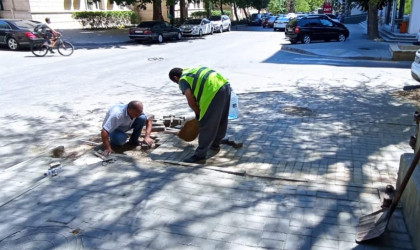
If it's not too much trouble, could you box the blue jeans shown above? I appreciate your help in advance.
[109,114,147,146]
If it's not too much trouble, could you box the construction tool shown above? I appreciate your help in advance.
[165,118,199,142]
[356,148,420,243]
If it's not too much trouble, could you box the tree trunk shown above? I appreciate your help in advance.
[233,2,239,21]
[367,1,379,39]
[152,0,163,20]
[242,8,248,19]
[180,0,186,22]
[220,0,224,14]
[204,0,211,18]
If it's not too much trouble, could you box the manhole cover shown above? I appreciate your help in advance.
[358,47,371,50]
[281,106,314,116]
[0,226,82,249]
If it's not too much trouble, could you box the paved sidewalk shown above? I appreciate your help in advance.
[0,90,416,249]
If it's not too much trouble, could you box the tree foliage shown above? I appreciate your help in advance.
[294,0,310,12]
[268,0,286,14]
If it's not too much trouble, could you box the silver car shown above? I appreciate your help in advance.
[180,18,213,36]
[209,15,231,33]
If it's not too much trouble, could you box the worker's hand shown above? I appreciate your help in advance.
[103,147,114,156]
[143,136,154,146]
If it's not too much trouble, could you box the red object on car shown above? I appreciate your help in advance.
[295,26,300,33]
[25,32,37,39]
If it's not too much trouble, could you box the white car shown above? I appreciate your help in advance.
[180,18,213,36]
[412,49,420,82]
[273,16,289,31]
[209,15,231,33]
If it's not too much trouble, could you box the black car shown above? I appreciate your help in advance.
[285,15,349,44]
[248,13,262,26]
[0,19,43,50]
[129,21,182,43]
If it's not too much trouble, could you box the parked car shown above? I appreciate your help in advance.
[412,49,420,82]
[273,16,289,31]
[0,19,43,50]
[180,18,213,36]
[248,13,263,26]
[129,21,182,43]
[285,15,349,44]
[209,15,231,33]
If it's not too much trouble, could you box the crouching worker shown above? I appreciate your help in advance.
[101,101,153,156]
[169,67,231,164]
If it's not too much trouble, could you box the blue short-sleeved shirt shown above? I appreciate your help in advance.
[102,104,145,133]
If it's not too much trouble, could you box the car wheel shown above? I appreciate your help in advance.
[210,28,214,35]
[199,29,203,37]
[302,34,311,44]
[219,26,223,33]
[177,32,182,40]
[7,37,19,50]
[227,25,231,32]
[338,33,346,42]
[274,28,277,31]
[157,34,164,43]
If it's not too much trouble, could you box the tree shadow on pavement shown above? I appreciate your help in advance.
[0,74,416,249]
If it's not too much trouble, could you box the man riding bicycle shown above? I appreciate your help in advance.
[36,17,61,53]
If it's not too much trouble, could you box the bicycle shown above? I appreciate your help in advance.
[31,34,74,57]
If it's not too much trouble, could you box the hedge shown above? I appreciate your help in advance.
[72,11,140,29]
[190,10,232,18]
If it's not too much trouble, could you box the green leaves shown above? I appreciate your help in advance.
[72,11,140,29]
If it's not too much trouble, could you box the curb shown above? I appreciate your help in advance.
[71,40,133,47]
[281,45,393,61]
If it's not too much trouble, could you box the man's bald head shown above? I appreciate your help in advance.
[127,101,143,119]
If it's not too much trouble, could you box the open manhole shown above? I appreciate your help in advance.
[281,106,314,117]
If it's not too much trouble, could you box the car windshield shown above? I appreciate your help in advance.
[269,17,277,21]
[209,16,221,21]
[137,21,160,28]
[185,19,201,24]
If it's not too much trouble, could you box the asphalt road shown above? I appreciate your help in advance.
[0,26,415,169]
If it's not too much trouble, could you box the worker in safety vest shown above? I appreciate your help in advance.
[169,67,231,164]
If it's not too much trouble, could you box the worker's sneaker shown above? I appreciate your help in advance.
[127,140,141,146]
[183,155,206,164]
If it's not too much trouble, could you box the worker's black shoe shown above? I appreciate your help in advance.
[183,155,206,164]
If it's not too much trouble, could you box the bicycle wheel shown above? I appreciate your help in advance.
[31,43,48,57]
[57,41,74,56]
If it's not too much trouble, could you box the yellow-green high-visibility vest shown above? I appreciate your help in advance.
[179,67,228,120]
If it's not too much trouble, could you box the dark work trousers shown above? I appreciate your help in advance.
[195,84,231,158]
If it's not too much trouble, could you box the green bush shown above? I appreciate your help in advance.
[72,11,140,29]
[190,10,232,19]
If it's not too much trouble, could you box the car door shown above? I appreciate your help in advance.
[308,18,324,40]
[167,22,179,38]
[320,18,335,39]
[0,20,11,44]
[202,19,209,34]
